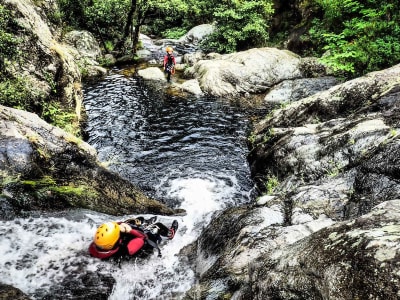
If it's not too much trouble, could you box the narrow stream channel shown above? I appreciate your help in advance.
[0,67,258,299]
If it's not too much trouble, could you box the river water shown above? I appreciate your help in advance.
[0,68,257,299]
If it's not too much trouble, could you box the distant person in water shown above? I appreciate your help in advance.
[163,46,176,83]
[89,217,178,260]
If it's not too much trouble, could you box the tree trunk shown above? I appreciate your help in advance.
[132,24,140,56]
[132,9,147,56]
[115,0,137,52]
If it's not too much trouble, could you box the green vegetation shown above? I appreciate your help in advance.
[0,3,79,135]
[42,101,80,136]
[201,0,273,53]
[264,175,279,195]
[0,76,34,109]
[57,0,190,53]
[0,5,20,62]
[0,5,29,109]
[53,0,400,78]
[1,0,400,132]
[309,0,400,78]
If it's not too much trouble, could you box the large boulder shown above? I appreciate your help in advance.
[63,30,107,80]
[138,67,166,82]
[177,24,215,45]
[3,0,105,122]
[63,30,102,60]
[250,200,400,299]
[191,47,302,97]
[0,105,175,218]
[249,63,400,220]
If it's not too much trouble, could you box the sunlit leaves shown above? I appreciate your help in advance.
[203,0,274,53]
[310,0,400,78]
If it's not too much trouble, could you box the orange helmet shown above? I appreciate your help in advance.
[94,222,120,250]
[166,46,173,52]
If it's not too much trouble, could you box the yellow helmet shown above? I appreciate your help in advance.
[94,222,120,250]
[166,46,173,52]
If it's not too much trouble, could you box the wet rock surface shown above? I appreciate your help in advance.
[184,64,400,299]
[0,283,30,300]
[0,105,175,218]
[250,200,400,300]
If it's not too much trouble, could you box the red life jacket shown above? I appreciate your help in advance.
[88,241,120,259]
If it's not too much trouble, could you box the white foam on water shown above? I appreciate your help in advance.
[0,216,103,295]
[0,172,244,299]
[109,174,240,299]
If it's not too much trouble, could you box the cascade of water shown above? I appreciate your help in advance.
[0,69,256,299]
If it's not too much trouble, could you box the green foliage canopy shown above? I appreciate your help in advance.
[0,4,22,75]
[310,0,400,77]
[202,0,274,53]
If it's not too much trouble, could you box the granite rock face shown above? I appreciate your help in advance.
[184,64,400,300]
[0,105,175,218]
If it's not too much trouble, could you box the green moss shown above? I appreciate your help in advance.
[20,177,100,209]
[21,177,97,197]
[21,176,56,187]
[50,184,97,197]
[264,175,279,195]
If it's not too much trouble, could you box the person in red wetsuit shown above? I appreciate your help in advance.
[89,218,178,260]
[88,221,147,259]
[163,46,176,83]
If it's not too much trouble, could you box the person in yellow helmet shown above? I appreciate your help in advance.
[88,217,178,260]
[163,46,176,83]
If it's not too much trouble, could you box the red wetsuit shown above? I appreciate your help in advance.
[89,228,147,259]
[163,54,176,70]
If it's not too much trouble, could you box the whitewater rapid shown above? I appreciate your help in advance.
[0,70,256,299]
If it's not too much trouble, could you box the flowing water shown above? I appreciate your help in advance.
[0,68,257,299]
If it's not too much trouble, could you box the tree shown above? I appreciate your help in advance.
[310,0,400,77]
[201,0,274,53]
[128,0,188,55]
[84,0,131,52]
